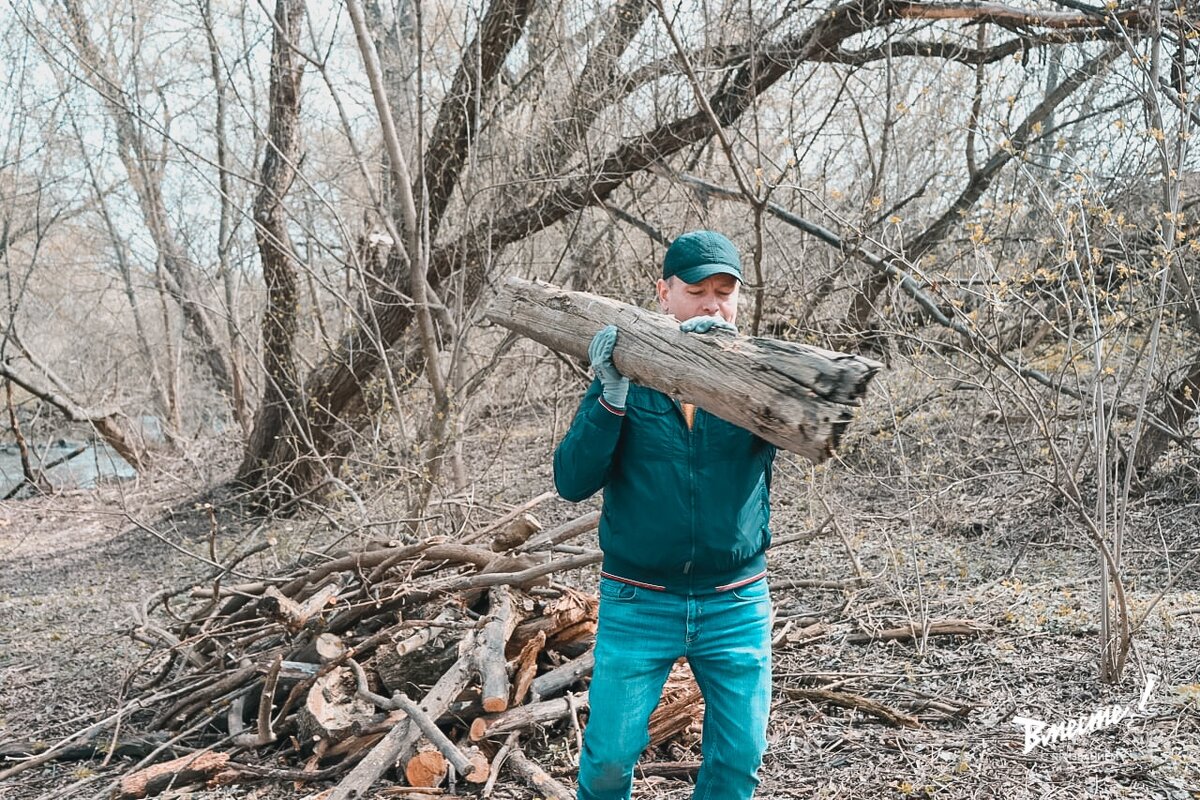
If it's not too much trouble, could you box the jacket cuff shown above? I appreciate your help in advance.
[597,397,626,417]
[590,395,628,429]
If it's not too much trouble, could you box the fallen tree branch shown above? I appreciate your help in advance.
[0,359,145,470]
[783,686,922,729]
[844,619,994,644]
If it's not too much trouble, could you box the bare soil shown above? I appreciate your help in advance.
[2,403,1199,800]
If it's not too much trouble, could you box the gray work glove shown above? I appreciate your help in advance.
[679,315,738,334]
[588,325,629,410]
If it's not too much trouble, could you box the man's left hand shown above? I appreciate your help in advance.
[680,316,737,334]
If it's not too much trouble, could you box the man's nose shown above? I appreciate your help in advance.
[702,295,719,313]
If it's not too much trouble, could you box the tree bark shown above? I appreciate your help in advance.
[477,586,518,713]
[239,0,308,490]
[486,277,880,461]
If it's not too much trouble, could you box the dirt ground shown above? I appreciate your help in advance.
[2,407,1199,800]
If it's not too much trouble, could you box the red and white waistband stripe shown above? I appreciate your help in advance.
[600,571,665,591]
[601,569,768,593]
[714,570,768,592]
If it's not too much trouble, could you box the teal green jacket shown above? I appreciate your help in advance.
[554,378,776,594]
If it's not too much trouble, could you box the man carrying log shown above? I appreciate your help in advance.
[554,230,775,800]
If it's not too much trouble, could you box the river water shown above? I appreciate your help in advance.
[0,439,138,498]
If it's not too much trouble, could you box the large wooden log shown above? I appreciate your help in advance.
[529,649,594,702]
[117,752,230,799]
[485,277,880,460]
[477,586,518,712]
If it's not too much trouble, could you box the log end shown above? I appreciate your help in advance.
[469,717,489,741]
[465,752,491,783]
[482,696,509,714]
[404,750,448,788]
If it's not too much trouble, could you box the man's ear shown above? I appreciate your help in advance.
[655,278,670,312]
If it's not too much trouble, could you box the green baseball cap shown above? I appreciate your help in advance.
[662,230,743,284]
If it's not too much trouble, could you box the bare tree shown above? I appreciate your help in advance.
[54,0,241,419]
[237,0,1139,505]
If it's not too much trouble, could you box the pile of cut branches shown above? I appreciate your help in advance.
[0,505,704,799]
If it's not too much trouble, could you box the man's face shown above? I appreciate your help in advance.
[656,273,739,324]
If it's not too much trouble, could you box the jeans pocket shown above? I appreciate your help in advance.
[730,578,768,601]
[599,577,638,601]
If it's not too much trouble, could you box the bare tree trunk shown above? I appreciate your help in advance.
[238,0,307,494]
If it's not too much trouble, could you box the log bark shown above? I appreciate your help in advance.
[518,511,600,552]
[530,649,594,703]
[485,277,880,461]
[300,666,376,744]
[463,491,556,544]
[509,588,597,656]
[504,746,575,800]
[490,513,543,552]
[478,586,518,712]
[470,691,589,742]
[510,631,545,706]
[376,636,463,696]
[117,751,230,799]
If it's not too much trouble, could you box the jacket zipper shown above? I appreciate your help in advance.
[685,403,696,580]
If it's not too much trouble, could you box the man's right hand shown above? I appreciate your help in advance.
[588,325,629,410]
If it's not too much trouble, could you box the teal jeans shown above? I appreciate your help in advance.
[577,577,772,800]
